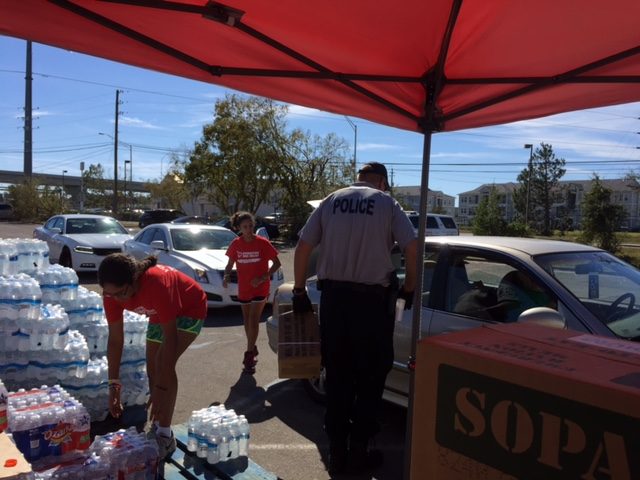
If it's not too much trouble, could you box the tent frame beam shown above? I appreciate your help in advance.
[58,0,422,124]
[51,0,640,132]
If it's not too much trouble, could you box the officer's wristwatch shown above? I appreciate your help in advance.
[292,287,306,295]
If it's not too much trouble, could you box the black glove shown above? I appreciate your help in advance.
[398,288,414,310]
[292,288,313,314]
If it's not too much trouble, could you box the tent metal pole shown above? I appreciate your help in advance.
[402,128,432,480]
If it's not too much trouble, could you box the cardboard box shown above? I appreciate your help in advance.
[277,310,321,379]
[410,323,640,480]
[0,433,31,480]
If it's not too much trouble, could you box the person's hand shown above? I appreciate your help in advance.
[292,288,312,314]
[108,385,123,419]
[222,274,230,289]
[398,288,414,310]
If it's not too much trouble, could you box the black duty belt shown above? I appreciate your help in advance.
[318,279,388,295]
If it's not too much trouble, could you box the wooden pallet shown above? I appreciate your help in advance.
[162,424,278,480]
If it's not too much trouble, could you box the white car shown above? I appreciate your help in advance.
[267,236,640,406]
[123,224,285,308]
[33,214,132,272]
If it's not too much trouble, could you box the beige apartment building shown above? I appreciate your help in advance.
[393,186,456,216]
[457,178,640,230]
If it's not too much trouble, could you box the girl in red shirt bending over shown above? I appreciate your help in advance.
[223,211,281,374]
[99,254,207,460]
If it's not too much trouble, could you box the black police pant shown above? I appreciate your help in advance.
[319,285,394,446]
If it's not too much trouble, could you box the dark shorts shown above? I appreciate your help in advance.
[146,317,204,344]
[238,296,267,304]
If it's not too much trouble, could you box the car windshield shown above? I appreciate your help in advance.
[65,217,127,235]
[535,251,640,340]
[170,228,237,251]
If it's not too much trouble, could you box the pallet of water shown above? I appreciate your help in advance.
[5,385,90,465]
[186,405,251,465]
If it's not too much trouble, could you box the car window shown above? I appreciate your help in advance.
[426,216,438,229]
[443,252,557,323]
[170,228,237,251]
[151,229,168,245]
[45,217,60,229]
[535,251,640,339]
[439,216,457,229]
[65,217,127,235]
[393,245,440,307]
[136,228,156,245]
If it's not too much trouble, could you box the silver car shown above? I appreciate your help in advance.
[33,214,132,272]
[267,236,640,406]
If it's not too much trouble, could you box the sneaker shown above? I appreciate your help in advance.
[253,345,259,362]
[242,350,257,374]
[156,433,177,460]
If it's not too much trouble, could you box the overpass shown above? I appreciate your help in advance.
[0,170,149,192]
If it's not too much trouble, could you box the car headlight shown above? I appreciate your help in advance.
[194,268,209,283]
[74,246,94,254]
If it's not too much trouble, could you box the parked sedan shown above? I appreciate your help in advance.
[123,224,285,308]
[33,214,132,272]
[267,236,640,406]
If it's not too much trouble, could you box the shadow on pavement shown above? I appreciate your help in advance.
[219,376,406,480]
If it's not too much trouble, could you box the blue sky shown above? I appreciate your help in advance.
[1,35,639,204]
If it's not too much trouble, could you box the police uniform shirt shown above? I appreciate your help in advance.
[299,182,416,286]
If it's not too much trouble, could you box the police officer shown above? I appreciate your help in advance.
[293,162,417,474]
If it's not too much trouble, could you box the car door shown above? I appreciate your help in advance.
[46,217,65,262]
[125,227,158,259]
[385,246,440,397]
[427,247,560,336]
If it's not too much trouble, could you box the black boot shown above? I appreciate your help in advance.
[328,440,348,475]
[348,438,383,473]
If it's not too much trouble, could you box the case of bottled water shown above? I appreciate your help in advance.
[35,265,79,304]
[6,385,91,465]
[0,238,48,276]
[186,405,251,465]
[88,426,159,479]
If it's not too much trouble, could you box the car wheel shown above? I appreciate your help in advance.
[59,248,73,269]
[302,367,327,404]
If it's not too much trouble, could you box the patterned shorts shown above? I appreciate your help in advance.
[146,317,204,344]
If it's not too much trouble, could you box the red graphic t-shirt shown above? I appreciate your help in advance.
[103,264,207,324]
[226,236,278,300]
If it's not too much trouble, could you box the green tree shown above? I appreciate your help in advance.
[514,143,566,235]
[82,164,110,210]
[579,174,626,253]
[472,186,508,235]
[146,169,186,210]
[8,179,65,221]
[185,94,351,235]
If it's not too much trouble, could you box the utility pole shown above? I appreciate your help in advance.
[524,144,534,224]
[113,89,121,215]
[80,162,85,212]
[23,40,33,178]
[344,116,357,181]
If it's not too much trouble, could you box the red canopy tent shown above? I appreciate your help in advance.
[2,1,639,475]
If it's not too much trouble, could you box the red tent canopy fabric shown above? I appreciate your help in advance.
[2,0,639,133]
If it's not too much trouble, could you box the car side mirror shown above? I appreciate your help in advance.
[49,227,62,234]
[150,240,167,250]
[517,307,566,329]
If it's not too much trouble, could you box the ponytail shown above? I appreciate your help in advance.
[98,253,157,286]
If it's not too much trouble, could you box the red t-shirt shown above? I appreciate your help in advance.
[226,236,278,299]
[103,265,207,324]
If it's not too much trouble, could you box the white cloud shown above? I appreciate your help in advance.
[117,116,163,130]
[358,142,396,151]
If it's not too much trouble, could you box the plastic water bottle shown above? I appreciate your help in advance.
[206,427,221,465]
[187,415,199,452]
[196,421,209,458]
[217,422,230,462]
[227,421,240,459]
[237,415,250,457]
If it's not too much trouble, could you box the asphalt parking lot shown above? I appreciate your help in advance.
[1,222,409,480]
